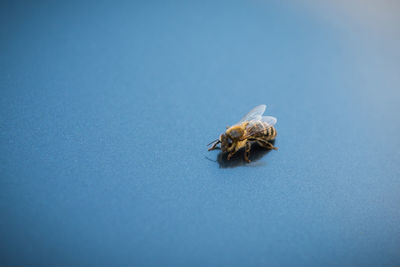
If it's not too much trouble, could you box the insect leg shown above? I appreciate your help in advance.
[227,148,239,160]
[257,140,278,150]
[244,141,251,163]
[227,143,242,160]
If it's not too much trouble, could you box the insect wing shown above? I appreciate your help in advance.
[242,116,277,139]
[261,116,277,127]
[237,104,266,124]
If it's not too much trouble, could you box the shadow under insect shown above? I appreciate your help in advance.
[216,140,276,168]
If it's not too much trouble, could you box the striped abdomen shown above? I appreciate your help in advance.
[246,121,277,141]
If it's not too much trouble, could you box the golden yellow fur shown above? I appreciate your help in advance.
[209,122,277,163]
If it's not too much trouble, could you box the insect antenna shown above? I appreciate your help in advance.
[207,139,219,146]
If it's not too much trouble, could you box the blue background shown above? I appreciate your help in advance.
[1,1,400,266]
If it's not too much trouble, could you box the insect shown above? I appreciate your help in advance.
[208,104,277,163]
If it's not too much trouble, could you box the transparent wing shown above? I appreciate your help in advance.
[261,116,277,127]
[243,118,276,139]
[238,104,266,124]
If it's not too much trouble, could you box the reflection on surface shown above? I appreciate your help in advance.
[216,141,276,168]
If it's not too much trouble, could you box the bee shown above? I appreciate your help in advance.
[208,104,277,163]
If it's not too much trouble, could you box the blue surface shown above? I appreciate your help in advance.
[1,1,400,266]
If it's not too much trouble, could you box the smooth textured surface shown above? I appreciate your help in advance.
[1,1,400,266]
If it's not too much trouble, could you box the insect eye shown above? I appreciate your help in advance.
[227,138,233,145]
[230,129,241,139]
